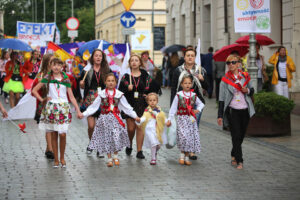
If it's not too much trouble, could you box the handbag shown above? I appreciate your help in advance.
[165,117,177,149]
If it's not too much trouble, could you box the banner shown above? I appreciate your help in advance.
[131,30,151,51]
[17,21,57,47]
[234,0,271,33]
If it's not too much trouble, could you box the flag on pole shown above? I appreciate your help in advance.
[98,40,103,51]
[118,43,131,87]
[195,38,201,67]
[47,41,73,62]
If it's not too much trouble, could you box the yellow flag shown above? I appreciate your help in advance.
[121,0,135,11]
[83,49,91,61]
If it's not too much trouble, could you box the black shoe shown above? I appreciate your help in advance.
[136,151,145,159]
[189,155,198,160]
[86,147,93,156]
[96,151,104,158]
[125,147,133,156]
[45,151,54,159]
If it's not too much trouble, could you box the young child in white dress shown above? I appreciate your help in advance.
[32,58,81,168]
[166,75,204,166]
[137,93,167,165]
[79,73,140,167]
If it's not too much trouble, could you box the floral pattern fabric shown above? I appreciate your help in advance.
[39,101,72,132]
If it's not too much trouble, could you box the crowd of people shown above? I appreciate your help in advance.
[0,43,296,170]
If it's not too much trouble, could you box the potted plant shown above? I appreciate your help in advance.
[246,92,295,136]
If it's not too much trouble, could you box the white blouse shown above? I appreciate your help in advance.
[47,78,69,103]
[168,91,205,121]
[278,61,287,79]
[83,89,137,118]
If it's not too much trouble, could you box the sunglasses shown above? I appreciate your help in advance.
[226,61,239,65]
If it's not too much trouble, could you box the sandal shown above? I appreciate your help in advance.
[53,161,59,168]
[60,160,66,168]
[107,159,113,167]
[236,163,243,170]
[113,158,120,166]
[231,157,237,166]
[189,153,197,160]
[150,159,156,165]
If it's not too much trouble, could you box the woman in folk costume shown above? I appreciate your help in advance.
[137,93,167,165]
[23,50,41,90]
[167,75,204,166]
[79,73,140,167]
[79,49,111,156]
[118,54,160,159]
[32,58,81,168]
[217,54,255,170]
[3,51,25,108]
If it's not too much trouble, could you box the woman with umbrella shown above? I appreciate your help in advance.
[2,51,25,108]
[79,49,111,156]
[217,54,255,170]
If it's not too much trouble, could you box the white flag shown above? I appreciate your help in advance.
[195,38,201,67]
[97,40,103,50]
[118,43,131,87]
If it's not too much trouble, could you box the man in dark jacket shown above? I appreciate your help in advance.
[201,47,214,98]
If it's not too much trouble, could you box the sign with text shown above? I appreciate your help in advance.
[153,27,165,51]
[234,0,271,33]
[131,30,151,50]
[17,21,57,47]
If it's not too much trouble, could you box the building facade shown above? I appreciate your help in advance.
[0,10,4,38]
[95,0,167,65]
[166,0,300,100]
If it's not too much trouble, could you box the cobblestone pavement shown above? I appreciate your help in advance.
[0,89,300,200]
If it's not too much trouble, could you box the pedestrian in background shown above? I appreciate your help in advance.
[201,47,214,98]
[161,53,169,87]
[167,75,204,166]
[167,52,180,87]
[141,51,155,77]
[79,73,140,167]
[119,54,160,159]
[217,54,255,170]
[0,50,10,103]
[213,53,226,101]
[268,46,296,98]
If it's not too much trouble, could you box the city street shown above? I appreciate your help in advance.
[0,88,300,200]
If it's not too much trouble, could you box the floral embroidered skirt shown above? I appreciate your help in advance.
[80,89,100,118]
[176,115,201,153]
[88,113,130,154]
[39,101,72,133]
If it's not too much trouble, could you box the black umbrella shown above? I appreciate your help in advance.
[164,44,186,53]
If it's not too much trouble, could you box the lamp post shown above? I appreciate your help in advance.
[151,0,157,63]
[248,33,258,92]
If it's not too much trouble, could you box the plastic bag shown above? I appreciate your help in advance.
[165,118,177,149]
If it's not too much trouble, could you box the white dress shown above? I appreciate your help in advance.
[139,111,168,149]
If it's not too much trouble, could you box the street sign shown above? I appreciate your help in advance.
[122,28,135,35]
[121,0,135,11]
[66,17,79,30]
[120,12,136,28]
[68,30,78,38]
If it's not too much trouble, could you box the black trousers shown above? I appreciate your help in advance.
[228,108,250,163]
[215,78,221,101]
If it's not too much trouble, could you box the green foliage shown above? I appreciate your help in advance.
[262,64,274,92]
[1,0,94,42]
[254,92,295,121]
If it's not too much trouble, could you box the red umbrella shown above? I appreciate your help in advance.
[235,34,275,46]
[213,44,249,62]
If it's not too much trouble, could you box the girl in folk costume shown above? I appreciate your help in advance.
[118,54,160,159]
[79,49,111,156]
[3,51,25,108]
[32,58,81,168]
[79,73,140,167]
[166,75,204,166]
[23,50,41,90]
[217,55,255,170]
[137,93,167,165]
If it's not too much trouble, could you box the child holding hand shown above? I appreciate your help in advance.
[137,93,167,165]
[166,75,204,166]
[79,73,140,167]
